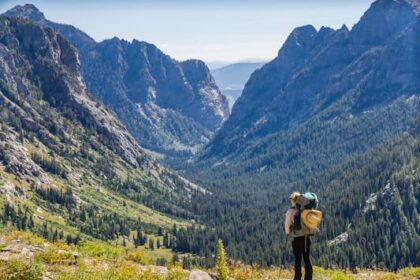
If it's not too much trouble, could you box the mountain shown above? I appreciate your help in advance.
[2,0,419,271]
[167,0,420,269]
[211,62,266,109]
[196,0,419,185]
[5,4,229,158]
[183,133,419,268]
[0,15,201,243]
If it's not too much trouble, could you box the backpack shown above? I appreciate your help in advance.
[292,192,322,237]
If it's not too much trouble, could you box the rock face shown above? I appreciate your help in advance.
[199,0,419,182]
[5,4,229,158]
[0,15,138,168]
[79,40,228,157]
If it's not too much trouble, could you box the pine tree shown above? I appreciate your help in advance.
[172,253,179,264]
[66,234,73,245]
[216,239,228,280]
[149,238,154,250]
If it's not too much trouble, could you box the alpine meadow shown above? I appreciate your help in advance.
[0,0,418,279]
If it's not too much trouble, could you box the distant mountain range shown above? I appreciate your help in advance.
[5,4,229,159]
[211,62,266,109]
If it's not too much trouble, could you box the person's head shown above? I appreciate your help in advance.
[289,192,300,206]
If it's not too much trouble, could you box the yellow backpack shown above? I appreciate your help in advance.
[292,192,323,237]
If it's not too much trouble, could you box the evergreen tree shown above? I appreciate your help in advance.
[216,239,228,280]
[172,253,179,264]
[149,238,154,250]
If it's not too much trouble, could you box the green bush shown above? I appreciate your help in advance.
[398,267,420,278]
[77,241,122,258]
[0,259,43,280]
[167,264,188,280]
[34,244,74,265]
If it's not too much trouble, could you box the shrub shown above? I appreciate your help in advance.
[0,259,43,280]
[4,231,44,246]
[34,243,73,265]
[126,248,149,265]
[167,264,188,280]
[77,241,122,258]
[398,267,420,278]
[104,260,142,280]
[139,267,165,280]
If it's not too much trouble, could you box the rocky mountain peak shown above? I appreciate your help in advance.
[350,0,418,46]
[4,4,96,51]
[4,4,46,22]
[0,15,80,74]
[278,24,317,57]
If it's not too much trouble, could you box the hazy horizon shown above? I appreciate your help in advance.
[0,0,374,62]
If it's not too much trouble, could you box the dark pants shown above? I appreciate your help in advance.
[292,236,312,280]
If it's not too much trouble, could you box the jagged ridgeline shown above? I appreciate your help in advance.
[5,4,230,159]
[195,0,419,187]
[0,15,202,243]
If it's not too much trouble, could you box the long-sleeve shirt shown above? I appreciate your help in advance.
[284,208,296,235]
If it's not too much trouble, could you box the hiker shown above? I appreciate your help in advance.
[285,192,313,280]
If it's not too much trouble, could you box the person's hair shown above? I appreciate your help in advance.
[289,192,300,204]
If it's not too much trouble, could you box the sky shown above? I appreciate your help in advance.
[0,0,374,63]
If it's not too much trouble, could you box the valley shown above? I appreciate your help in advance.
[0,0,419,279]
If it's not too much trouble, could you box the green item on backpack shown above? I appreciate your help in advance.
[295,192,318,210]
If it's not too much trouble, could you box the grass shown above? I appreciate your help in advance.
[78,240,124,258]
[0,230,418,280]
[398,267,420,278]
[3,230,45,246]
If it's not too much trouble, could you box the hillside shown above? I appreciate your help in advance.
[0,15,200,247]
[5,4,229,159]
[167,0,420,269]
[173,133,420,268]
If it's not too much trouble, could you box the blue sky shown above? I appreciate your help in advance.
[0,0,374,62]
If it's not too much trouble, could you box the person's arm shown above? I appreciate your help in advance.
[284,208,294,235]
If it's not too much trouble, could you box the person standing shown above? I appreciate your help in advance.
[284,192,313,280]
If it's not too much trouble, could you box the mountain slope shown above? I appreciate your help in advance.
[163,0,420,269]
[194,0,419,187]
[5,4,229,158]
[181,132,419,268]
[211,62,266,109]
[0,15,199,242]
